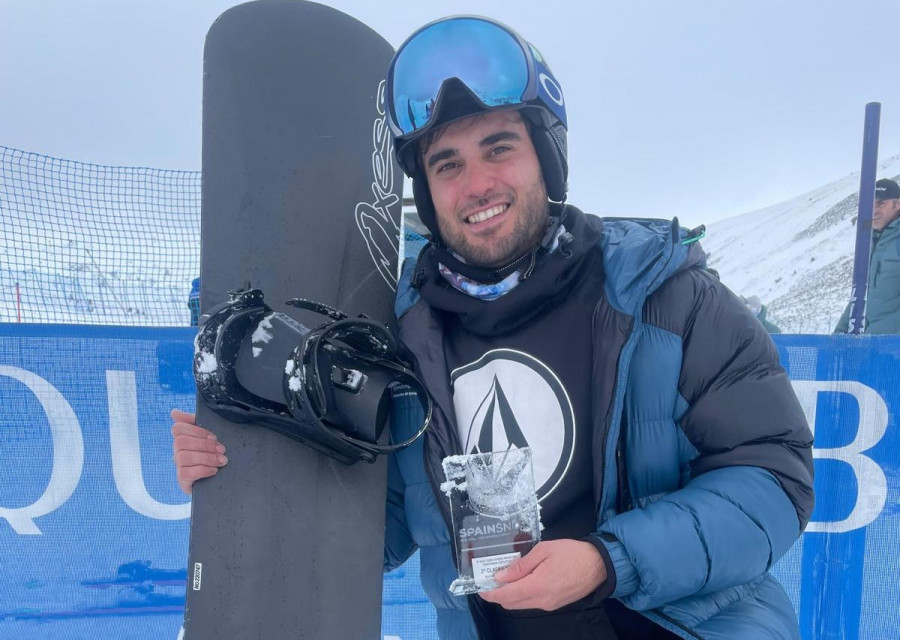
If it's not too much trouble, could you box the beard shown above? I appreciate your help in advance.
[436,180,550,269]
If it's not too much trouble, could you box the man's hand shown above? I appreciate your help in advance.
[478,539,608,611]
[171,409,227,495]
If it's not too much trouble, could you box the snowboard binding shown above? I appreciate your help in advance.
[194,287,431,464]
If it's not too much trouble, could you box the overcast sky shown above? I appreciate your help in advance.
[1,0,897,228]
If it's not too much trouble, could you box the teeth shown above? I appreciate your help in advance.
[467,204,507,224]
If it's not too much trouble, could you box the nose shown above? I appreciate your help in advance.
[460,161,499,199]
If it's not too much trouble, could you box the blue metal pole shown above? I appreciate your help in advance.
[847,102,881,334]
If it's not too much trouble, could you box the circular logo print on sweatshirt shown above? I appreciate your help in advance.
[450,349,575,503]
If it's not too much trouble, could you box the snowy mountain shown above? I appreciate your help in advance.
[702,153,900,334]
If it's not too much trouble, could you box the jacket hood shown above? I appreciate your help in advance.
[598,217,706,316]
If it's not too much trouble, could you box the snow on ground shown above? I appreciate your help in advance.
[704,153,900,333]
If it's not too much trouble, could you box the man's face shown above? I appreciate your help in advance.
[873,198,900,231]
[421,110,549,268]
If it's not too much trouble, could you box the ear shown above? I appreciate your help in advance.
[521,110,568,202]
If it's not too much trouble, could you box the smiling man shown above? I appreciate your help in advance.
[420,111,549,270]
[381,15,813,640]
[835,177,900,334]
[172,15,814,640]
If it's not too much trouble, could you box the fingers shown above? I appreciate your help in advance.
[479,550,545,608]
[174,444,228,468]
[170,408,215,441]
[494,544,546,584]
[172,420,218,440]
[170,408,225,495]
[172,436,227,476]
[478,573,542,609]
[170,408,196,424]
[172,420,224,459]
[173,444,227,496]
[177,463,220,495]
[480,540,607,611]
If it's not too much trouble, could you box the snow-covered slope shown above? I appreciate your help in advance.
[703,154,900,334]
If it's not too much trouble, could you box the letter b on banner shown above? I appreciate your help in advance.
[791,381,888,533]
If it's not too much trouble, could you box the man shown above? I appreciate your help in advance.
[188,277,200,327]
[741,294,782,333]
[835,177,900,334]
[173,16,814,639]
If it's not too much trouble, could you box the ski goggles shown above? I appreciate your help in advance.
[386,16,567,140]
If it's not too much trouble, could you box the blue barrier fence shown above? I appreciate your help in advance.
[0,326,897,639]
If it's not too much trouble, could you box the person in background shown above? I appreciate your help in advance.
[742,294,782,333]
[188,277,200,327]
[835,178,900,334]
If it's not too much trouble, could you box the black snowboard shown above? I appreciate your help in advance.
[184,2,402,638]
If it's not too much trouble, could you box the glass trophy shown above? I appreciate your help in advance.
[442,447,542,596]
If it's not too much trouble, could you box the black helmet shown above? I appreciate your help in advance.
[385,16,568,240]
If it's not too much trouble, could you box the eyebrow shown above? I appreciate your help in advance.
[425,130,524,170]
[426,148,457,170]
[481,130,522,147]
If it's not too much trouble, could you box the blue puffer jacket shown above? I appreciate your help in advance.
[385,210,814,640]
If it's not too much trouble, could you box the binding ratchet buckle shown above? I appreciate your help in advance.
[194,288,431,464]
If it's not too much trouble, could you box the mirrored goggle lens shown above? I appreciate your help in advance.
[390,18,530,136]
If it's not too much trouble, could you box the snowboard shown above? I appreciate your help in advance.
[183,2,402,638]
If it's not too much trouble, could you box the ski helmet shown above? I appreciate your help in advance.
[386,16,569,240]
